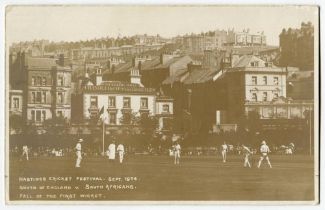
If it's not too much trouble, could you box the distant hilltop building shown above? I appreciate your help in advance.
[70,44,164,60]
[179,29,266,53]
[132,34,170,45]
[233,29,266,46]
[279,22,314,70]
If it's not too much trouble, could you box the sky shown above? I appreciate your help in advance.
[6,5,318,46]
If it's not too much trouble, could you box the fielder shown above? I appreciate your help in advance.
[108,141,116,162]
[116,143,125,164]
[173,141,181,165]
[257,140,272,168]
[285,143,295,155]
[21,145,29,161]
[221,142,228,163]
[242,145,253,168]
[75,139,83,168]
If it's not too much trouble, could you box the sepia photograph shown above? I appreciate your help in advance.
[4,4,319,204]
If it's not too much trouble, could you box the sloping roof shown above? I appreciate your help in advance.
[113,62,133,74]
[162,68,188,85]
[26,57,57,69]
[183,68,217,84]
[221,45,279,55]
[188,53,204,62]
[162,66,218,85]
[140,57,161,70]
[153,56,180,69]
[232,55,255,68]
[233,55,265,68]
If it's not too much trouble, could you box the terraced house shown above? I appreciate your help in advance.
[26,56,72,124]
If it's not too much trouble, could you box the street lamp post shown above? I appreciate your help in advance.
[309,106,312,156]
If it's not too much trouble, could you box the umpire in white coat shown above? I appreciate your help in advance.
[107,141,116,162]
[75,139,83,168]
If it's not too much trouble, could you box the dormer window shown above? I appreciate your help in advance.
[265,62,273,67]
[250,61,259,67]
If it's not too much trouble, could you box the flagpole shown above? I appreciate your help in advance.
[309,106,312,156]
[102,121,105,156]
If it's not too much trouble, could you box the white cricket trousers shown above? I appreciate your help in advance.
[244,154,251,167]
[257,153,272,168]
[22,151,29,160]
[174,152,180,164]
[76,151,82,167]
[118,152,124,163]
[221,150,227,162]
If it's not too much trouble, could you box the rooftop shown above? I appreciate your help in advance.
[163,65,218,85]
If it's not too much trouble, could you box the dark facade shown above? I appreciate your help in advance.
[279,22,314,70]
[9,53,72,124]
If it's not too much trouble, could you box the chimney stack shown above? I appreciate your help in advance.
[132,57,136,67]
[130,67,143,87]
[138,61,142,72]
[58,54,64,66]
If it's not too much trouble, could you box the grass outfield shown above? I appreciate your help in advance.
[9,154,315,201]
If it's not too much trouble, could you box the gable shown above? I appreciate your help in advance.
[233,55,267,68]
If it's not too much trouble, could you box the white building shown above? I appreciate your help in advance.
[80,67,173,129]
[216,55,287,124]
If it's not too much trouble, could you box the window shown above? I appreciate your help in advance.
[42,92,46,103]
[263,92,268,101]
[250,61,259,67]
[108,96,116,107]
[32,92,35,103]
[262,76,267,85]
[42,77,47,86]
[36,92,42,103]
[36,110,41,122]
[252,93,257,102]
[13,98,19,108]
[58,93,63,104]
[251,76,257,85]
[42,111,46,121]
[31,110,35,122]
[265,62,273,67]
[123,97,131,108]
[163,104,170,113]
[37,76,42,86]
[57,76,63,86]
[121,111,132,124]
[57,111,63,117]
[109,112,116,124]
[140,97,148,109]
[31,77,35,86]
[273,93,279,99]
[90,96,98,107]
[274,77,279,85]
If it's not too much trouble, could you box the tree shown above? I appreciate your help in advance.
[137,114,158,135]
[119,112,139,125]
[9,114,24,134]
[43,116,68,135]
